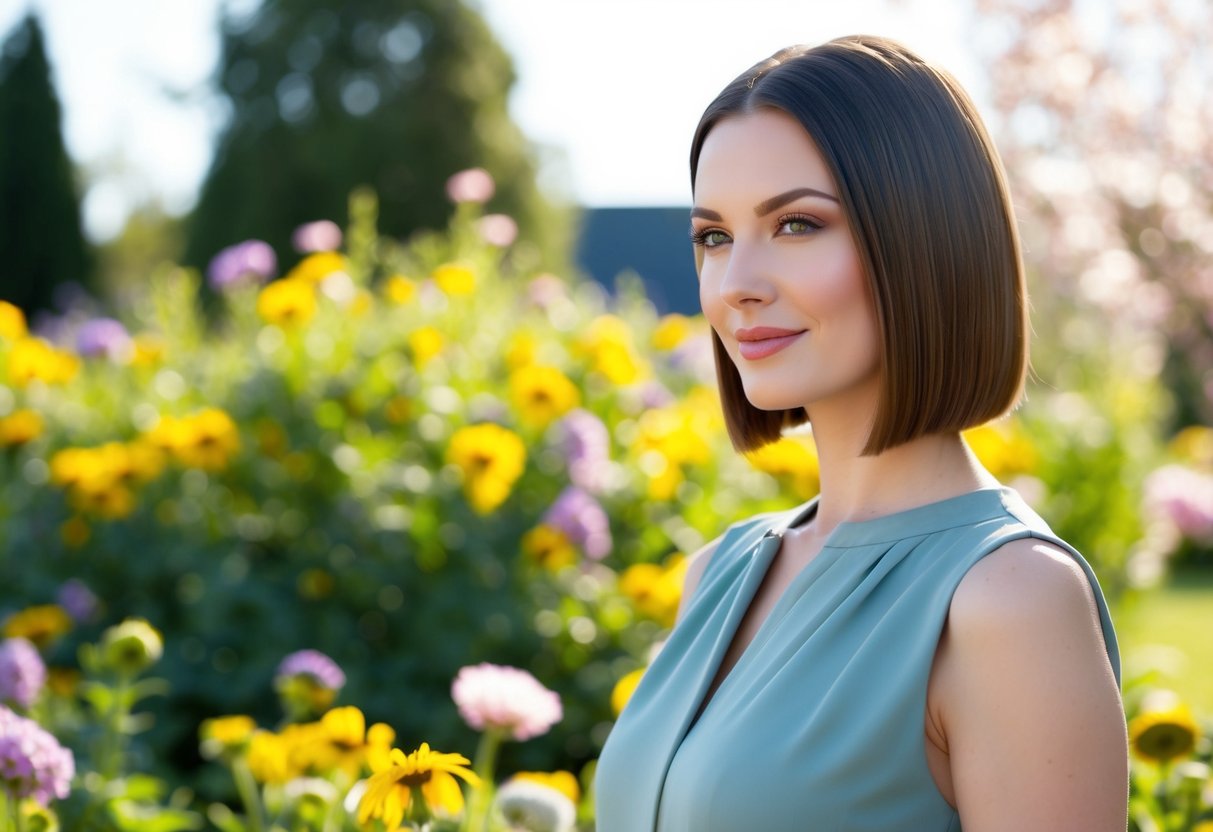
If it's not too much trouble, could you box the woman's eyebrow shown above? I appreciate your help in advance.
[754,187,839,216]
[691,186,839,222]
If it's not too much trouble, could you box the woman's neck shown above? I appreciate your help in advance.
[802,415,999,540]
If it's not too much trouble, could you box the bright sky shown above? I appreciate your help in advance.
[0,0,982,241]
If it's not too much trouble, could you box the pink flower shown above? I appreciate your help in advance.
[451,663,562,741]
[445,167,495,204]
[292,220,343,253]
[477,213,518,247]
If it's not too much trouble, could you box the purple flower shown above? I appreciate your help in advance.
[543,486,612,560]
[207,239,277,290]
[639,380,675,410]
[56,579,99,623]
[0,704,74,805]
[0,639,46,710]
[451,663,562,741]
[558,409,612,495]
[75,318,131,360]
[292,220,343,253]
[275,649,345,691]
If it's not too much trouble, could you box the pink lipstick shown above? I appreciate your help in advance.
[734,327,807,360]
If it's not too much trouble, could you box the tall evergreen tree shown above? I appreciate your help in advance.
[186,0,570,275]
[0,13,92,315]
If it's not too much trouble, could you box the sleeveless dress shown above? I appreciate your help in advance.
[594,486,1120,831]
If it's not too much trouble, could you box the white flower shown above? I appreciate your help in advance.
[495,780,576,832]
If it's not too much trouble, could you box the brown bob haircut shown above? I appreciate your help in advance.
[690,35,1027,456]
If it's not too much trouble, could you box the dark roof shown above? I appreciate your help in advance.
[573,206,699,315]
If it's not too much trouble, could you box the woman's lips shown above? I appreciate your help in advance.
[736,330,807,360]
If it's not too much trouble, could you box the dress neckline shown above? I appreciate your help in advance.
[771,485,1017,548]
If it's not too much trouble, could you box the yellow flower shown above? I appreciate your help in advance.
[286,251,349,284]
[6,337,79,387]
[505,332,537,370]
[248,729,294,784]
[358,743,480,827]
[178,408,241,471]
[384,274,417,305]
[963,421,1036,479]
[578,315,645,384]
[652,313,692,350]
[409,326,444,368]
[635,406,712,467]
[69,477,136,520]
[148,409,240,471]
[509,365,580,428]
[522,524,577,570]
[0,300,27,340]
[746,435,820,499]
[257,278,317,326]
[619,554,688,627]
[0,409,43,446]
[611,668,645,716]
[432,262,476,296]
[1129,692,1200,764]
[511,770,581,804]
[3,605,72,649]
[446,424,526,514]
[129,333,166,368]
[297,706,395,779]
[1169,425,1213,466]
[200,715,257,757]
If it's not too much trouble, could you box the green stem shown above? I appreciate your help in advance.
[464,730,503,832]
[100,676,132,780]
[231,757,266,832]
[7,792,23,832]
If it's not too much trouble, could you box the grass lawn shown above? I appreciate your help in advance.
[1112,568,1213,714]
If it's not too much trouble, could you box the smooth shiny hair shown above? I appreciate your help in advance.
[690,35,1027,455]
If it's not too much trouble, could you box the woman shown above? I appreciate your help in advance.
[595,35,1127,830]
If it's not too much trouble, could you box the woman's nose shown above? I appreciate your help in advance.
[717,247,776,308]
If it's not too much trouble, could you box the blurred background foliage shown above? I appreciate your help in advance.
[183,0,573,291]
[0,0,1211,822]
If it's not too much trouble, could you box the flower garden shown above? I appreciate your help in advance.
[1,172,1212,831]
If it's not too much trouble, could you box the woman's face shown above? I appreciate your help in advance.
[692,108,881,418]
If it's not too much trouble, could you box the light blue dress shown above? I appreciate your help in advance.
[595,486,1120,831]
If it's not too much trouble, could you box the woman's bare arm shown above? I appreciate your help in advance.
[937,538,1128,831]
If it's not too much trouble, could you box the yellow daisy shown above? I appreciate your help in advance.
[509,365,580,428]
[1128,694,1200,764]
[257,278,317,326]
[358,743,481,827]
[0,300,27,340]
[446,424,526,514]
[0,409,44,447]
[384,274,417,305]
[611,668,645,716]
[432,263,476,296]
[522,524,578,570]
[3,604,73,649]
[286,252,349,284]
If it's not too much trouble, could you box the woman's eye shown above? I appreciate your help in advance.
[689,227,730,248]
[780,216,821,235]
